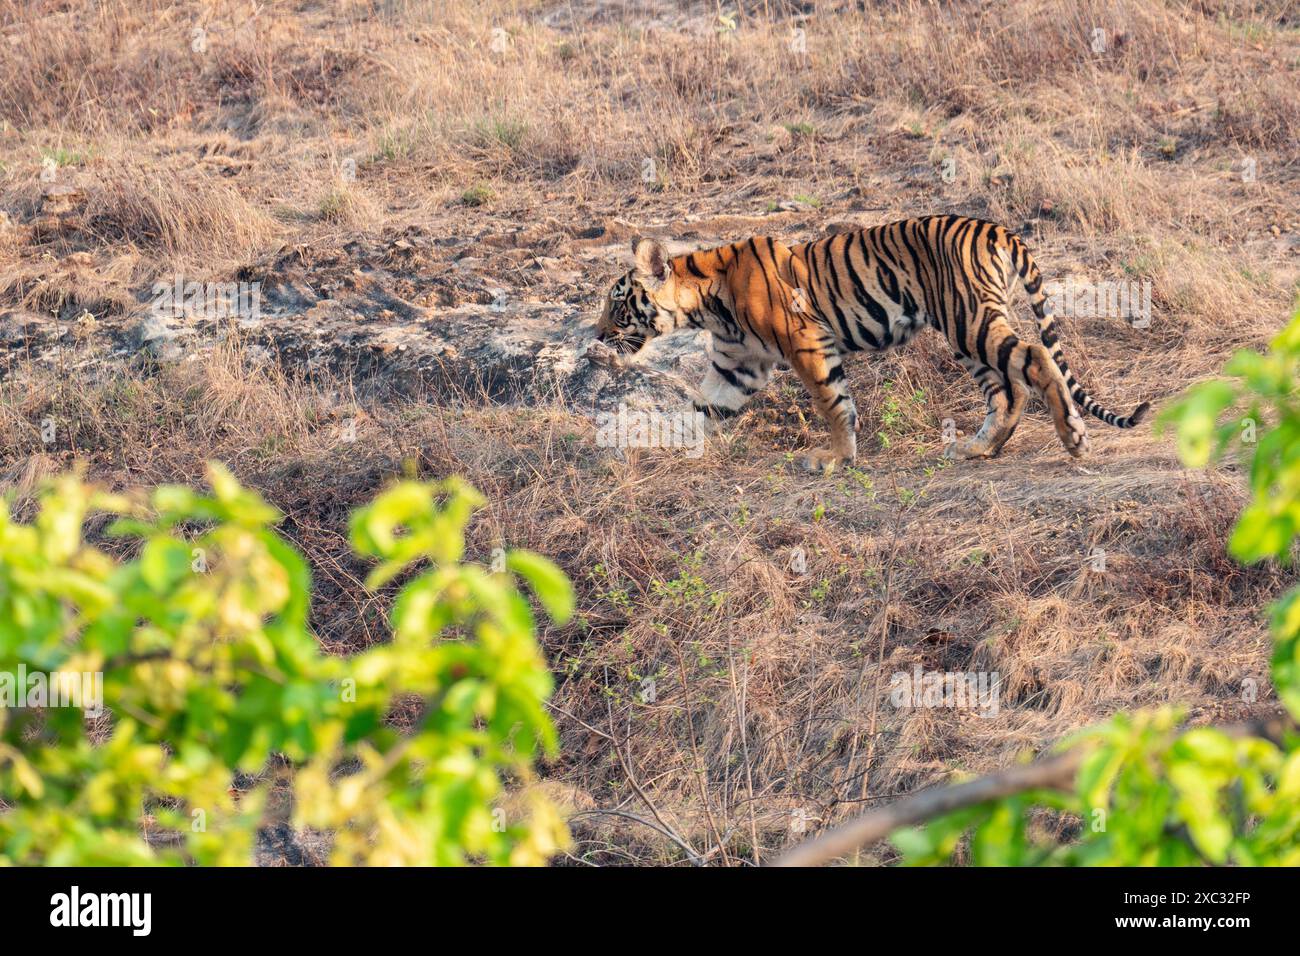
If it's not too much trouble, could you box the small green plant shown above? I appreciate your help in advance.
[0,464,572,865]
[844,466,875,496]
[650,551,724,611]
[471,116,529,153]
[40,145,93,167]
[876,382,926,449]
[373,125,418,163]
[461,183,496,207]
[589,562,632,612]
[317,187,354,222]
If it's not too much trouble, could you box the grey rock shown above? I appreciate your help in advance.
[128,314,194,360]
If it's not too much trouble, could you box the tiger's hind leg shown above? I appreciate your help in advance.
[1022,343,1089,457]
[947,356,1028,460]
[948,336,1089,460]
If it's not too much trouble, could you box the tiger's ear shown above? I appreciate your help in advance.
[632,237,670,285]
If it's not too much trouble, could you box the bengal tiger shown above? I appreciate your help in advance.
[593,215,1148,471]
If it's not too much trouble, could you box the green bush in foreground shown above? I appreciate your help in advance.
[893,304,1300,865]
[0,463,572,865]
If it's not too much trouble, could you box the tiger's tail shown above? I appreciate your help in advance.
[1004,233,1150,429]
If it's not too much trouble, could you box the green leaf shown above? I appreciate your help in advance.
[507,550,575,625]
[140,538,193,593]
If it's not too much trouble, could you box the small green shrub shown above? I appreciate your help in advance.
[0,464,572,865]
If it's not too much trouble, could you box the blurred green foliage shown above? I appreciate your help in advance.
[0,463,571,865]
[892,303,1300,866]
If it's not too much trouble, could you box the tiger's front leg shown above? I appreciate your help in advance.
[788,338,856,473]
[693,352,773,423]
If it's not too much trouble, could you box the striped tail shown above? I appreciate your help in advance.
[1006,234,1150,429]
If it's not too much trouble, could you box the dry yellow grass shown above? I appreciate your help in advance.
[0,0,1297,865]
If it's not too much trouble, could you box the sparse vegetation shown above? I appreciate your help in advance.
[0,0,1297,866]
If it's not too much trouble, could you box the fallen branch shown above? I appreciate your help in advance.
[772,715,1291,867]
[772,748,1084,867]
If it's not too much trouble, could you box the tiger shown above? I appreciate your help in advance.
[593,215,1148,471]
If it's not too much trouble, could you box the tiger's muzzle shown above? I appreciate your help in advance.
[597,329,647,355]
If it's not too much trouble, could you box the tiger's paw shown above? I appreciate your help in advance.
[798,448,845,474]
[1063,412,1090,458]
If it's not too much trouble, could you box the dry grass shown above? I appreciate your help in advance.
[1,0,1298,865]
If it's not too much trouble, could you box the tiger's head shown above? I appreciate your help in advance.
[595,237,680,357]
